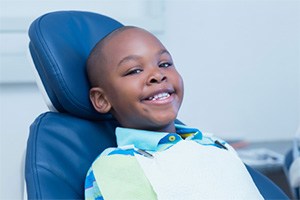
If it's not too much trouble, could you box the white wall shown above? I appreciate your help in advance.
[162,0,300,141]
[0,0,299,199]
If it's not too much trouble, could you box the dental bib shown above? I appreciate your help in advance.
[135,140,263,200]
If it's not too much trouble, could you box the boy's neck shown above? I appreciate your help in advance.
[122,122,177,133]
[150,122,176,133]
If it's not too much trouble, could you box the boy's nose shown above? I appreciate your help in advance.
[147,69,167,85]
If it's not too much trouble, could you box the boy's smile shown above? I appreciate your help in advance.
[143,90,174,103]
[89,27,184,133]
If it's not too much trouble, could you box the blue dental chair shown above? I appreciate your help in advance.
[284,138,300,199]
[25,11,289,199]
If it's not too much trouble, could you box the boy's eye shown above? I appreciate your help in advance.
[125,68,143,76]
[159,62,173,68]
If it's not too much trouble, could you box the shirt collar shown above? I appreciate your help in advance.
[115,124,202,151]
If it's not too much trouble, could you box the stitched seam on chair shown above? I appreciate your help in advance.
[32,14,67,114]
[35,15,67,107]
[37,12,92,113]
[36,164,82,198]
[30,112,81,198]
[30,112,48,199]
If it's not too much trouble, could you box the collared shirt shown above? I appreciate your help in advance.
[85,124,228,200]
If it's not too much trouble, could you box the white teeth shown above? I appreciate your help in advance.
[148,92,170,101]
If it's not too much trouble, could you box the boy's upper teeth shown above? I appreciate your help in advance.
[148,92,170,100]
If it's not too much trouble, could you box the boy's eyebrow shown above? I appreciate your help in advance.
[117,49,171,67]
[118,55,141,67]
[157,49,171,56]
[159,49,171,57]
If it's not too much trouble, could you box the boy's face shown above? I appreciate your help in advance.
[92,28,184,132]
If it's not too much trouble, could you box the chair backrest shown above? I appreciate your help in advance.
[284,142,300,199]
[25,10,122,199]
[25,10,289,200]
[25,112,118,199]
[28,10,123,120]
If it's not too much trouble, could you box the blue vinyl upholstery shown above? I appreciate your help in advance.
[26,112,118,199]
[284,149,300,199]
[28,11,123,119]
[25,11,289,199]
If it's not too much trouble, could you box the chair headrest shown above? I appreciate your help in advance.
[29,11,123,120]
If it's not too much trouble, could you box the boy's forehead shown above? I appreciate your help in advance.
[103,27,158,49]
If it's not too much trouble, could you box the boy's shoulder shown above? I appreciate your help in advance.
[88,147,157,200]
[102,146,136,156]
[91,146,135,167]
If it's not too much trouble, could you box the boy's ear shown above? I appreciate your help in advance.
[89,87,111,113]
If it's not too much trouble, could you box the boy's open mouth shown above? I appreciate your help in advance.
[142,89,175,102]
[147,92,170,101]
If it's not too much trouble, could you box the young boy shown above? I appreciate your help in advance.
[84,26,263,200]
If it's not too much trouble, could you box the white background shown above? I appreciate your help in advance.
[0,0,299,199]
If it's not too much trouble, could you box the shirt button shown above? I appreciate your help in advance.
[168,135,176,142]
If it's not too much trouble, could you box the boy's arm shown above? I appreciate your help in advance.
[85,168,104,200]
[84,148,118,200]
